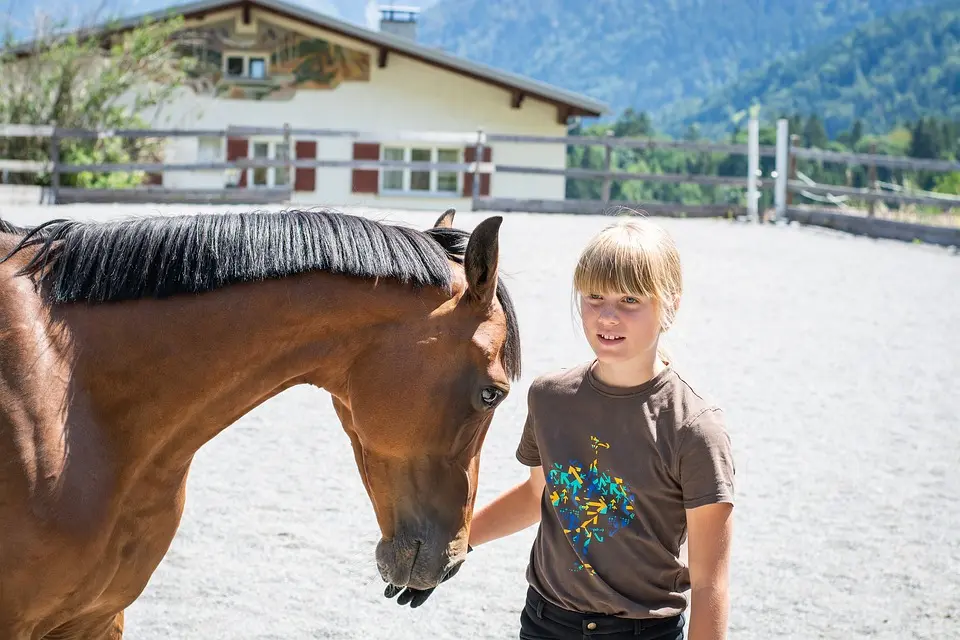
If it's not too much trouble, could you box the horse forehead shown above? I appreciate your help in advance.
[471,314,507,358]
[426,301,506,361]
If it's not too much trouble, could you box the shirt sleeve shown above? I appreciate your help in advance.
[515,385,542,467]
[676,408,735,509]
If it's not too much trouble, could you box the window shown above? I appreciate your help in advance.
[410,148,431,191]
[252,142,270,186]
[223,53,270,79]
[197,137,222,162]
[437,149,459,192]
[226,56,244,77]
[248,57,266,79]
[274,142,290,186]
[248,140,289,188]
[381,146,461,194]
[383,148,404,190]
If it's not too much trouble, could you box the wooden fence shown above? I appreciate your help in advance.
[0,123,763,217]
[2,121,959,246]
[766,119,960,246]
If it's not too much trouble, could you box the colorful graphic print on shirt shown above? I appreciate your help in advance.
[547,435,638,575]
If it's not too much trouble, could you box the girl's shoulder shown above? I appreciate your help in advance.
[528,361,593,398]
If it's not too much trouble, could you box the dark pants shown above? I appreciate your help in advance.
[519,587,685,640]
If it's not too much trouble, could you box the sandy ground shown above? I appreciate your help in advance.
[3,203,958,639]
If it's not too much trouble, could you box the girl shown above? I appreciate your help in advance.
[470,215,736,639]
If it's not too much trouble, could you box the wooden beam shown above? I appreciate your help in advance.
[792,146,960,172]
[242,2,251,25]
[378,47,389,68]
[495,164,749,187]
[485,132,766,155]
[511,91,525,109]
[556,105,571,126]
[786,206,960,247]
[474,197,745,219]
[787,180,960,208]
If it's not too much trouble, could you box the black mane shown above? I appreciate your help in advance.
[0,208,521,379]
[0,218,33,235]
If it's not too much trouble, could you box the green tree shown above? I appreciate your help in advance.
[803,115,830,148]
[0,11,195,186]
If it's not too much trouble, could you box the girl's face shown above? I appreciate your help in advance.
[579,291,663,367]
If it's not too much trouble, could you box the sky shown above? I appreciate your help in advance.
[1,0,439,39]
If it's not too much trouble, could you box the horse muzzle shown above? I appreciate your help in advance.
[375,533,466,590]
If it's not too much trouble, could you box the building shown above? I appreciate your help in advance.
[85,0,608,208]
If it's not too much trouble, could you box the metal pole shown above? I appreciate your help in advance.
[774,118,788,222]
[747,117,759,223]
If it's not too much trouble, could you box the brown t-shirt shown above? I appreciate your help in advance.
[516,361,735,619]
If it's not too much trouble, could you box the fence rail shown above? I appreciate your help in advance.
[791,146,960,173]
[785,180,960,208]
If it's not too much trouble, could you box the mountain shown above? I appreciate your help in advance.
[415,0,941,126]
[663,1,960,137]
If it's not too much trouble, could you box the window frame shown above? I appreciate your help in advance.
[380,145,462,196]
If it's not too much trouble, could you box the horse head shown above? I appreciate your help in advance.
[325,210,518,591]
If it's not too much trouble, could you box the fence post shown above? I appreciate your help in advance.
[601,130,613,205]
[867,142,877,217]
[471,127,485,209]
[747,117,759,223]
[787,134,799,206]
[282,122,292,194]
[774,119,789,222]
[50,123,61,205]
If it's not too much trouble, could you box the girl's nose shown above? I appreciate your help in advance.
[598,306,618,323]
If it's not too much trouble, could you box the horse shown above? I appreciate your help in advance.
[0,206,521,639]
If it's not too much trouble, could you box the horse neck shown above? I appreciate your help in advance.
[60,270,439,473]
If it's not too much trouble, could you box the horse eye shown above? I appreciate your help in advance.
[480,387,504,407]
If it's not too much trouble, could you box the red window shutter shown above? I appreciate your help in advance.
[462,145,492,197]
[226,137,248,187]
[352,142,380,194]
[294,140,317,192]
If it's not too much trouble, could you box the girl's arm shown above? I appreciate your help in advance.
[686,502,734,640]
[468,465,546,547]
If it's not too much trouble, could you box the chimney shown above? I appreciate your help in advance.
[378,5,419,41]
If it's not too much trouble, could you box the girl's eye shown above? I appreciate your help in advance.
[588,293,603,300]
[623,296,640,304]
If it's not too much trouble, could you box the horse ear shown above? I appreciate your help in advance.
[463,216,502,306]
[432,208,456,229]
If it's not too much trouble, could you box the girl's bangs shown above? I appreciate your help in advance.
[573,238,659,299]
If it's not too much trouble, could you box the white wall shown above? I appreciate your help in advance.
[141,11,569,208]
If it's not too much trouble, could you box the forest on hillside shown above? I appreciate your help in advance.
[418,0,948,135]
[667,1,960,138]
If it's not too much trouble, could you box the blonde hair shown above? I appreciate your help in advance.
[573,212,683,334]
